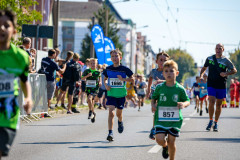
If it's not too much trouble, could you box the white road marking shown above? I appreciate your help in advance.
[184,118,190,121]
[148,145,162,153]
[182,122,186,127]
[189,110,197,117]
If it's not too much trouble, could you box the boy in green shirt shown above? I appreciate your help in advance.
[82,58,101,123]
[0,9,32,158]
[103,49,134,141]
[151,60,190,159]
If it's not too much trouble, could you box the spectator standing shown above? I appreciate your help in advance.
[234,77,240,108]
[40,49,66,109]
[229,79,236,108]
[55,53,82,114]
[22,37,31,56]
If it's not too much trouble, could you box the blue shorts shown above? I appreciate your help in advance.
[193,91,200,97]
[207,87,226,99]
[106,96,126,109]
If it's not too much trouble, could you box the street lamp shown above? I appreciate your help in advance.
[136,25,149,29]
[112,0,130,4]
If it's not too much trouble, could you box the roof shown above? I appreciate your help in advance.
[60,1,101,20]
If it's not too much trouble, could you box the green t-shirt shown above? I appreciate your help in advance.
[0,44,29,130]
[82,68,100,93]
[152,82,189,132]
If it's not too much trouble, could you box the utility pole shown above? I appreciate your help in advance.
[130,28,133,70]
[90,17,95,58]
[53,0,59,48]
[105,7,109,37]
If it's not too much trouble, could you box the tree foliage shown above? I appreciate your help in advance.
[0,0,42,45]
[228,48,240,80]
[166,48,197,83]
[80,3,123,62]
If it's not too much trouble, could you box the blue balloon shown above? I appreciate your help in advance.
[91,25,105,64]
[104,37,115,65]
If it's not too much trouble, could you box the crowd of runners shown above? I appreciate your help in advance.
[0,9,238,160]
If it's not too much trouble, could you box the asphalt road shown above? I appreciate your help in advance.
[4,104,240,160]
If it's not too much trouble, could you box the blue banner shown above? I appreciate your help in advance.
[91,25,105,64]
[104,37,115,65]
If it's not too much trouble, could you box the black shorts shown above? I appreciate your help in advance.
[155,127,179,137]
[0,127,16,156]
[137,94,146,98]
[106,96,126,109]
[81,81,86,92]
[61,79,76,95]
[97,88,107,98]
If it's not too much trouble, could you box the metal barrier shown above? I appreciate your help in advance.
[18,73,50,122]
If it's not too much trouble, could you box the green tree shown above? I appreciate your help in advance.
[0,0,42,45]
[166,48,197,83]
[80,3,123,62]
[228,48,240,80]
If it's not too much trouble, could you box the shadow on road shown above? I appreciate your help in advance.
[181,130,207,133]
[69,144,153,149]
[21,141,108,144]
[136,131,149,133]
[186,116,240,120]
[26,124,88,127]
[183,138,240,143]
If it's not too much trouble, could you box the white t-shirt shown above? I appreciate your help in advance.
[137,81,147,95]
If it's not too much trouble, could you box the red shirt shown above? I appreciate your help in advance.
[230,83,236,96]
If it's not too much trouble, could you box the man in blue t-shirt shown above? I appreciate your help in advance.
[40,49,66,109]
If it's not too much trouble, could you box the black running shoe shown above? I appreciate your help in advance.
[91,112,96,123]
[206,107,208,113]
[118,121,124,133]
[61,104,67,110]
[141,102,144,106]
[162,146,169,159]
[49,106,55,110]
[206,120,213,131]
[200,110,203,116]
[107,133,114,142]
[88,111,92,119]
[149,128,156,140]
[72,108,80,113]
[213,122,218,132]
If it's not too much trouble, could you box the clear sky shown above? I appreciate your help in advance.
[62,0,240,66]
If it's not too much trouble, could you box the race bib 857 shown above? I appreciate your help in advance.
[158,106,180,121]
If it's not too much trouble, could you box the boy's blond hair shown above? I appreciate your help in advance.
[163,60,178,71]
[102,64,107,70]
[85,58,90,63]
[110,48,122,57]
[89,58,98,62]
[98,64,102,69]
[73,53,80,59]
